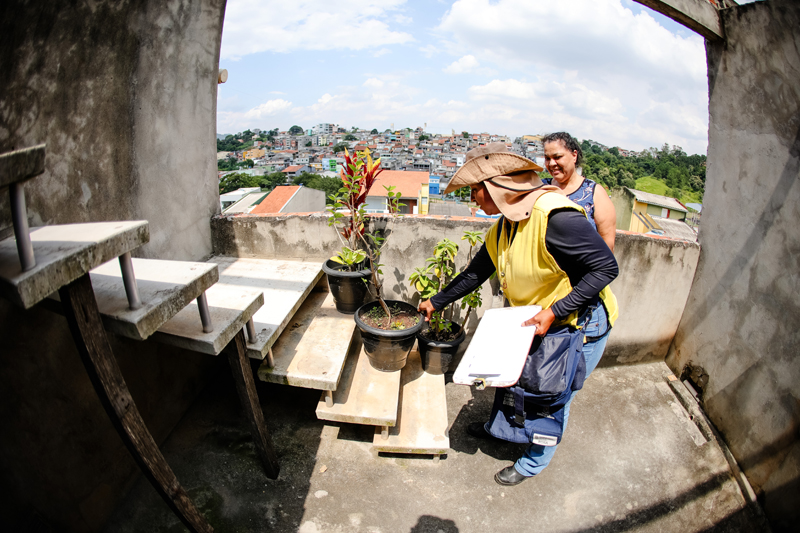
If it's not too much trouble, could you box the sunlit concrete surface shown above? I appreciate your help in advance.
[105,361,764,532]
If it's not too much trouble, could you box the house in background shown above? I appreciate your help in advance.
[250,185,325,215]
[611,188,690,235]
[362,170,429,214]
[222,191,268,214]
[281,165,312,180]
[219,187,261,211]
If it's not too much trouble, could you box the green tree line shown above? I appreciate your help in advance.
[577,142,706,202]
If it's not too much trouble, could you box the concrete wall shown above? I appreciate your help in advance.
[211,213,700,365]
[0,1,226,530]
[666,1,800,529]
[610,187,635,230]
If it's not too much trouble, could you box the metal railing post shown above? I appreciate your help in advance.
[9,182,35,271]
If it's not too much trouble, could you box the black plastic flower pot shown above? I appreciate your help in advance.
[322,259,372,314]
[417,323,466,375]
[354,300,424,372]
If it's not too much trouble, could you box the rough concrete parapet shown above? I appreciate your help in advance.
[211,212,701,367]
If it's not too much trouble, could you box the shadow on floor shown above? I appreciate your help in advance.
[104,358,326,532]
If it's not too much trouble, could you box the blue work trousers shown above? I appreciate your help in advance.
[513,304,611,477]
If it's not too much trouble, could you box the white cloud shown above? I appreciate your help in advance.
[443,55,480,74]
[243,99,293,119]
[372,48,392,58]
[364,78,385,88]
[217,99,293,132]
[394,14,412,24]
[432,0,709,153]
[221,0,414,59]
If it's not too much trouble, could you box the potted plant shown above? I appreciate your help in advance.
[409,231,485,374]
[327,148,422,371]
[323,149,380,313]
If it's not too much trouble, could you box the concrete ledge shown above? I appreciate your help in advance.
[152,284,264,355]
[258,290,356,390]
[207,256,324,359]
[0,144,46,188]
[315,338,401,427]
[0,221,149,309]
[634,0,723,41]
[372,349,449,456]
[90,258,219,341]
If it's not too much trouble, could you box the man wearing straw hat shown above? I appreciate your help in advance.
[419,142,619,486]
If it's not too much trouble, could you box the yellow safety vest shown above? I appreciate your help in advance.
[485,192,619,328]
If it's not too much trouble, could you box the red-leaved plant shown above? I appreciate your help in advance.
[326,148,404,319]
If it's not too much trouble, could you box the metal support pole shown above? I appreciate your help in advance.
[266,346,275,368]
[324,390,334,408]
[246,318,257,343]
[381,426,389,441]
[197,292,213,333]
[9,182,35,271]
[118,252,142,310]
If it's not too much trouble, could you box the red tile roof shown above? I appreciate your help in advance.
[251,186,300,214]
[282,165,303,173]
[368,170,429,198]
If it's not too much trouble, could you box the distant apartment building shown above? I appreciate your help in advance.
[313,123,334,135]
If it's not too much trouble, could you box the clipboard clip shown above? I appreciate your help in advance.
[474,378,486,390]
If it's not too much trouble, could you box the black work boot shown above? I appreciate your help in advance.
[494,465,529,486]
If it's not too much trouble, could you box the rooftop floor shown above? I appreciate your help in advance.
[105,360,764,533]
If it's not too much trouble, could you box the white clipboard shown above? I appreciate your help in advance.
[453,305,541,389]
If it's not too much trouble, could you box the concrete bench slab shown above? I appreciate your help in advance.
[257,290,356,390]
[0,221,149,309]
[372,349,450,456]
[208,257,323,360]
[0,144,46,189]
[152,283,264,355]
[315,339,401,427]
[89,258,218,341]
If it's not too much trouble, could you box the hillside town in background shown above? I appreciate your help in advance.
[217,124,704,241]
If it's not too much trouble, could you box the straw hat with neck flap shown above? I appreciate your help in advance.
[444,142,556,221]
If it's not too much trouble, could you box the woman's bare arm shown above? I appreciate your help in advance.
[593,184,617,252]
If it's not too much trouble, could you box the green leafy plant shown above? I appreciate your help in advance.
[330,246,367,269]
[458,230,485,328]
[409,232,485,341]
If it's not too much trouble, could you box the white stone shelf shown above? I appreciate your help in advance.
[315,341,401,427]
[208,257,324,360]
[152,283,264,355]
[89,258,218,341]
[257,290,356,390]
[372,349,450,456]
[0,221,149,309]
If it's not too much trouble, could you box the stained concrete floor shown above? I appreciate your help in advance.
[105,360,767,533]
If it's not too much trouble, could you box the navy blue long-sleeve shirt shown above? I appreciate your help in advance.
[430,209,618,319]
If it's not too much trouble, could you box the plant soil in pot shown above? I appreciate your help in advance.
[322,259,372,314]
[355,300,423,372]
[417,322,466,375]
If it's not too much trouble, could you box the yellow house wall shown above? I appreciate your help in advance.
[418,183,429,215]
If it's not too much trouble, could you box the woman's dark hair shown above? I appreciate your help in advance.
[542,132,583,167]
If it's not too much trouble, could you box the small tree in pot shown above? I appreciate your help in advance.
[326,148,406,321]
[409,231,485,373]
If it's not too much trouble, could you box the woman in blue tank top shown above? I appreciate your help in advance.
[541,132,617,251]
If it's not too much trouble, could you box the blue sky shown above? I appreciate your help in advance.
[217,0,733,155]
